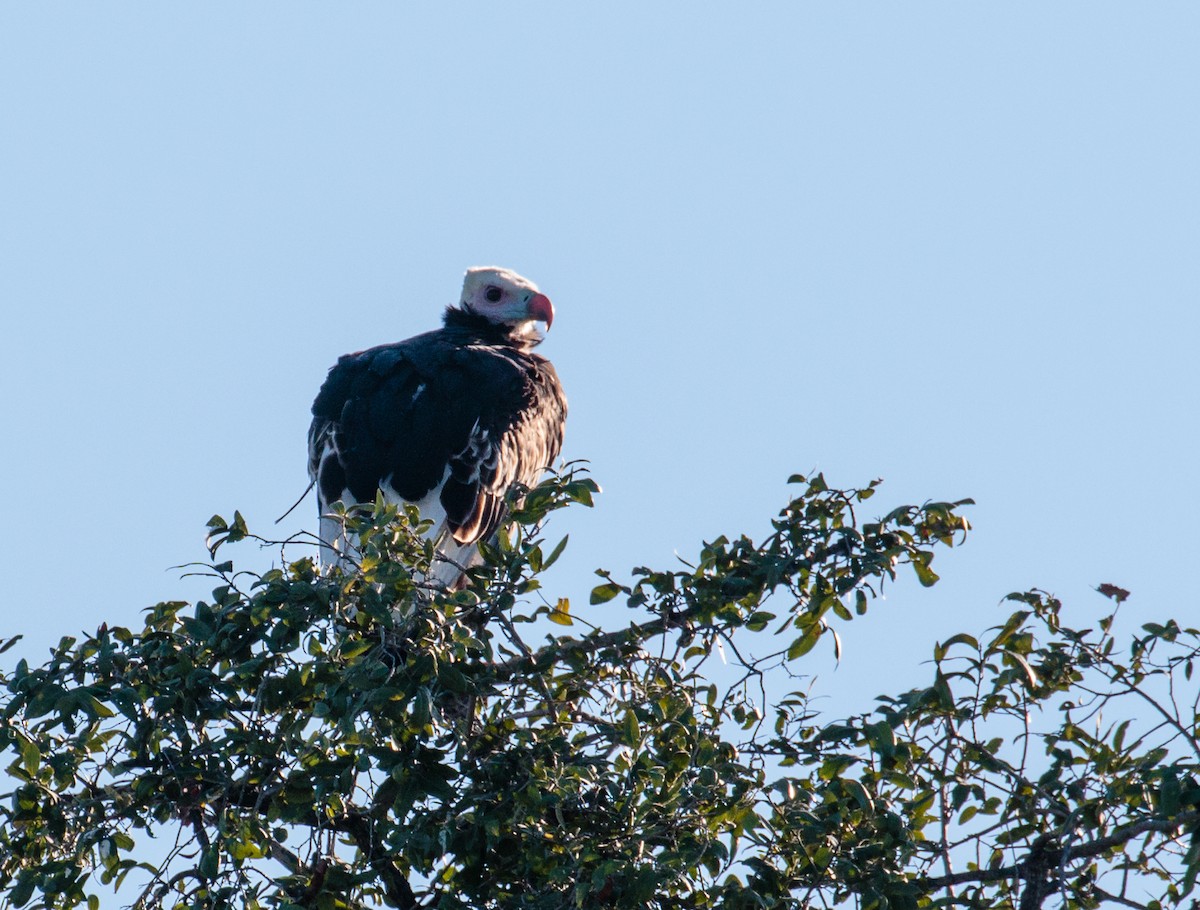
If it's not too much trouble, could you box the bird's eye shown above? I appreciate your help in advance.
[484,286,503,303]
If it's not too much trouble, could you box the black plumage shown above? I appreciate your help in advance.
[307,267,566,580]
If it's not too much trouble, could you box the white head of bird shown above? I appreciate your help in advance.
[460,267,554,336]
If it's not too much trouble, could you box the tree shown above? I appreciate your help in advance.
[1,468,1198,910]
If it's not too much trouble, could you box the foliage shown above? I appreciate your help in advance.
[1,468,1198,910]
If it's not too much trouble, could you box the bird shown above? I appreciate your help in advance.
[307,266,567,586]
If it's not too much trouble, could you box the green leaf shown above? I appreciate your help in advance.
[623,711,641,745]
[745,611,776,632]
[941,632,980,653]
[932,672,954,709]
[934,633,979,662]
[199,845,220,879]
[19,737,40,775]
[1112,719,1132,753]
[89,697,116,719]
[841,778,875,811]
[1002,648,1039,689]
[9,875,35,908]
[911,550,939,587]
[787,622,822,660]
[867,721,896,761]
[566,479,599,507]
[542,534,569,570]
[205,510,249,556]
[590,582,622,605]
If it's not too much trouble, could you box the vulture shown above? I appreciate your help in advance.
[307,266,567,585]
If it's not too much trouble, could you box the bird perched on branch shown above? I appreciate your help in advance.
[308,266,567,585]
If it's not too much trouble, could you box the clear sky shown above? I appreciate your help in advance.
[2,4,1197,715]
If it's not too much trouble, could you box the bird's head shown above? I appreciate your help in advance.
[460,267,554,338]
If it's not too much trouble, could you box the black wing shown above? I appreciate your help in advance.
[438,346,566,544]
[309,336,566,545]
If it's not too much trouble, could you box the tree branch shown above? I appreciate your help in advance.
[919,809,1200,893]
[1091,885,1151,910]
[488,539,879,684]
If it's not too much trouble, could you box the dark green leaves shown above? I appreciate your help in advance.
[590,571,626,605]
[2,469,1197,910]
[787,619,823,659]
[205,510,248,556]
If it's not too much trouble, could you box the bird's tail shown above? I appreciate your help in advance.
[428,526,481,590]
[318,514,358,570]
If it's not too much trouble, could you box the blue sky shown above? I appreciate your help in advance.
[2,4,1197,715]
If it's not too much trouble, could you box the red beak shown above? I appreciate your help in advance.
[527,292,554,329]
